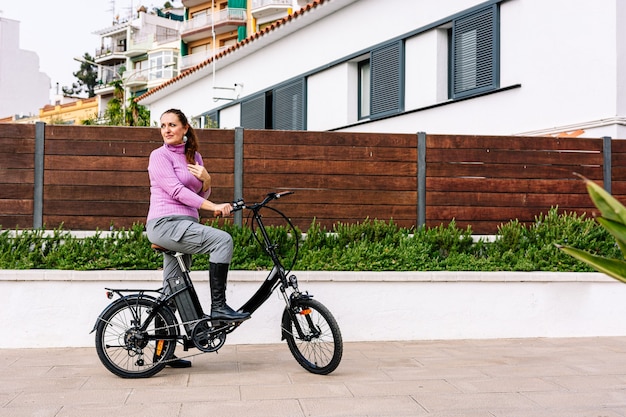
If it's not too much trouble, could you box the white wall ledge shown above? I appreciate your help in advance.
[1,270,625,348]
[0,269,613,283]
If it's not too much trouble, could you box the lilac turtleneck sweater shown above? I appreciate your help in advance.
[147,143,211,222]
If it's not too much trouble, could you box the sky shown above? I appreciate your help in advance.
[0,0,180,98]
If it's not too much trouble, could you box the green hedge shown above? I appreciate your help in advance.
[0,208,620,271]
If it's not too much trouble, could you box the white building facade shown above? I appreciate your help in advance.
[138,0,626,139]
[0,17,50,118]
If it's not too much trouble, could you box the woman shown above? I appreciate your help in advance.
[146,108,250,330]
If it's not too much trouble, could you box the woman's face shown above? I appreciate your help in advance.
[160,112,188,146]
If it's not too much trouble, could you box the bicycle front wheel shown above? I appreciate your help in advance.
[282,298,343,375]
[94,297,178,378]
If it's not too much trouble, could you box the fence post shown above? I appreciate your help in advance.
[234,127,244,227]
[417,132,426,228]
[33,122,45,229]
[603,136,612,193]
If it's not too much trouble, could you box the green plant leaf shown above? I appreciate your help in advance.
[583,176,626,224]
[596,217,626,257]
[558,245,626,283]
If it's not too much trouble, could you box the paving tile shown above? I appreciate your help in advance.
[414,392,540,413]
[544,374,626,391]
[241,382,351,400]
[7,389,131,408]
[0,377,89,393]
[181,399,304,417]
[126,385,240,403]
[449,376,564,393]
[0,405,62,417]
[82,372,190,389]
[56,403,182,417]
[346,380,460,396]
[523,390,626,409]
[299,396,427,416]
[491,407,625,417]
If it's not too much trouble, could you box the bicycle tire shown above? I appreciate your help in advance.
[95,297,178,378]
[282,298,343,375]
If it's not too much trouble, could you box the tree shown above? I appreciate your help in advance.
[62,53,98,97]
[81,79,151,126]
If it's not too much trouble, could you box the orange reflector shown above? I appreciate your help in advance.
[156,340,164,356]
[299,308,311,315]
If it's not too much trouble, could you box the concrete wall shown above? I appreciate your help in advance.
[2,269,626,349]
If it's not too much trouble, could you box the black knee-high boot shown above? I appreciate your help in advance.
[209,262,250,321]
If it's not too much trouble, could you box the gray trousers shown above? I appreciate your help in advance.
[146,216,233,288]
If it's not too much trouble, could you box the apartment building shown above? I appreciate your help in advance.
[89,1,305,121]
[180,0,309,70]
[136,0,626,139]
[90,6,183,119]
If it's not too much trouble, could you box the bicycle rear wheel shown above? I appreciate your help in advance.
[282,298,343,375]
[95,297,178,378]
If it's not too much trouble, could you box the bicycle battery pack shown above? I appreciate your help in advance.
[167,275,203,332]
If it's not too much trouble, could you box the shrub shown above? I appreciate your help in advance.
[0,208,619,272]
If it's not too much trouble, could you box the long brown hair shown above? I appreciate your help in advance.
[162,108,198,164]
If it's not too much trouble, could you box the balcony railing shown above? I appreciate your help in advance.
[251,0,292,9]
[94,44,127,58]
[251,0,292,18]
[181,46,230,69]
[181,7,246,33]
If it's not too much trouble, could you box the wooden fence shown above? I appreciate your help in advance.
[0,123,621,234]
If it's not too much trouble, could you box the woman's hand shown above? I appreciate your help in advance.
[213,202,233,217]
[188,163,210,182]
[188,163,211,192]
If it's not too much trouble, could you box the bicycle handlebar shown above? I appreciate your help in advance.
[232,190,294,212]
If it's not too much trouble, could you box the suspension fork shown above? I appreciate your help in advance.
[280,281,318,340]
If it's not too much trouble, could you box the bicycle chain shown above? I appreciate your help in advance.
[153,318,233,363]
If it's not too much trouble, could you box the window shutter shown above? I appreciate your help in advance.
[273,78,305,130]
[241,93,265,129]
[370,40,404,119]
[451,5,498,98]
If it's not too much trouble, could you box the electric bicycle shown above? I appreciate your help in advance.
[92,191,343,378]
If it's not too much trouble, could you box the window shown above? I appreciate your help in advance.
[133,59,147,72]
[241,79,306,130]
[358,60,370,119]
[149,51,177,80]
[449,5,499,99]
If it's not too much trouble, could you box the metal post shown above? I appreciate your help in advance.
[234,127,244,227]
[417,132,426,228]
[33,122,45,229]
[602,136,612,194]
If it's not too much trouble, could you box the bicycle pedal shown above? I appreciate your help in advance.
[209,316,250,324]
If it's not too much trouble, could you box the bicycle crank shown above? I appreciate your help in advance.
[190,318,227,352]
